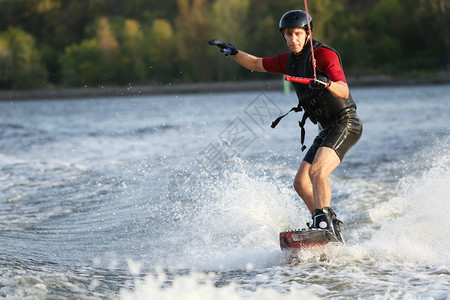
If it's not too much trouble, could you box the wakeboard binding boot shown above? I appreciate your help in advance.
[311,207,345,244]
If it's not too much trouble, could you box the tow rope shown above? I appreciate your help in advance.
[304,0,316,80]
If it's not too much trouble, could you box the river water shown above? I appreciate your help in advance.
[0,84,449,299]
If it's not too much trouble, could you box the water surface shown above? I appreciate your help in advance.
[0,85,449,299]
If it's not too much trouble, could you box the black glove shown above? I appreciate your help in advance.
[310,75,331,90]
[208,39,238,56]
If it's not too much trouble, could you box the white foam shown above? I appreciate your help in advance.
[119,270,319,300]
[162,168,308,271]
[365,145,450,264]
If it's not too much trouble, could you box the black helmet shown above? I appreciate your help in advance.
[279,10,313,33]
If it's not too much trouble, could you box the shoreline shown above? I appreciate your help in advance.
[1,76,449,101]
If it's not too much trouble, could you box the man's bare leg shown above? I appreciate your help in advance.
[294,161,315,213]
[308,147,341,210]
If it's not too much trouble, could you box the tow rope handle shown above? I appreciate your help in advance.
[285,75,330,88]
[284,75,313,85]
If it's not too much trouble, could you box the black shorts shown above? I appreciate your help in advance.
[303,108,362,164]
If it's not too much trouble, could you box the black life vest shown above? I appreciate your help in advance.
[287,39,356,129]
[271,40,356,151]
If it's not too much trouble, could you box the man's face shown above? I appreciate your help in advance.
[283,28,308,55]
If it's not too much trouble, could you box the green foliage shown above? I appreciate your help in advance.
[61,38,103,86]
[0,0,448,89]
[147,19,177,82]
[122,19,146,81]
[0,27,47,89]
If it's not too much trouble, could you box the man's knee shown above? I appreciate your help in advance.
[293,177,302,192]
[294,170,309,193]
[308,163,327,182]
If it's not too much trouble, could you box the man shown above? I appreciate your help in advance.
[209,10,362,242]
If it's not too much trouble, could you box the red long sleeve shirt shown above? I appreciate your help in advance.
[262,47,347,83]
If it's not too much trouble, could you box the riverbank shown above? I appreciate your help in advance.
[1,75,449,101]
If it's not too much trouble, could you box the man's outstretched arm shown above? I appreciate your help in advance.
[209,39,267,72]
[234,51,266,72]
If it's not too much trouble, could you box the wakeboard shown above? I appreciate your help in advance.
[280,228,341,250]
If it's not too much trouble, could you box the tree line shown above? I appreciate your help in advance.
[0,0,448,89]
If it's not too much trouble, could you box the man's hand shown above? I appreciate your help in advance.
[310,75,331,90]
[208,39,238,56]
